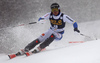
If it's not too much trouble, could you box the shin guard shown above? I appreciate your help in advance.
[40,34,55,49]
[24,39,40,52]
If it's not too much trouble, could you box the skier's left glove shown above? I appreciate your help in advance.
[74,28,80,33]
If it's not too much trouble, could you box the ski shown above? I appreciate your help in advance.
[25,48,46,56]
[8,48,46,59]
[8,54,17,59]
[8,52,24,59]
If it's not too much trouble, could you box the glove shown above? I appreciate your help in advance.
[38,17,44,21]
[74,28,80,33]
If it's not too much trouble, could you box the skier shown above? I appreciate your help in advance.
[8,3,80,58]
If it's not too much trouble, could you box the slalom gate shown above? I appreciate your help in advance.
[69,41,84,43]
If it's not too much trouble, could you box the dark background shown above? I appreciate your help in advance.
[0,0,100,28]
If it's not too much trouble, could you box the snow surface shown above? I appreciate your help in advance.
[0,39,100,63]
[0,20,100,63]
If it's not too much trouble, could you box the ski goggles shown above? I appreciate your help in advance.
[51,8,59,12]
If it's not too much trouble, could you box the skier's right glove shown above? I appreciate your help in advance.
[74,28,80,33]
[38,17,44,21]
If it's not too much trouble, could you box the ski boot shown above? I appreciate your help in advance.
[25,47,42,56]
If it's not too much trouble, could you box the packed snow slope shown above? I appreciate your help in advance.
[0,39,100,63]
[0,20,100,63]
[0,20,100,54]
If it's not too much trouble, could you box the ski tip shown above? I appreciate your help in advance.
[8,54,16,59]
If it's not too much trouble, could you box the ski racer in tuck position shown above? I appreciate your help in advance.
[8,3,80,58]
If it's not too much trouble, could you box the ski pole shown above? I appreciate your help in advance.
[79,33,97,40]
[18,22,37,26]
[79,33,91,38]
[29,22,37,24]
[0,22,37,30]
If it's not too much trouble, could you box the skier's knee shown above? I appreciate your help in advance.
[40,34,55,49]
[55,35,63,40]
[24,39,40,52]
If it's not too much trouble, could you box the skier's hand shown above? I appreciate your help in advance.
[74,28,80,33]
[38,17,44,21]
